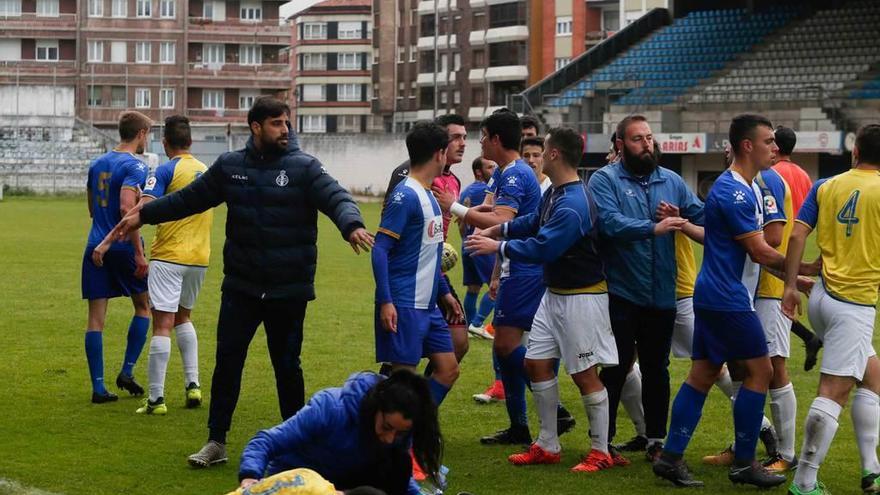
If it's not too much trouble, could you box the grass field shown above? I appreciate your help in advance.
[0,196,873,495]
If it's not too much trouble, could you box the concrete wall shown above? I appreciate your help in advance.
[0,85,75,128]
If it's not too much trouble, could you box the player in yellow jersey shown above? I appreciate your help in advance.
[94,115,213,416]
[784,125,880,495]
[228,468,385,495]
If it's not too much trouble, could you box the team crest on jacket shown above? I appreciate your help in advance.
[276,170,289,187]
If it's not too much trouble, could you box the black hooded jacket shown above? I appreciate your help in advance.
[140,133,365,300]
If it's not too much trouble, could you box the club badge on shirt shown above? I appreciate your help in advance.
[276,170,289,187]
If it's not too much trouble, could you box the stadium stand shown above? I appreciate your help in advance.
[692,0,880,104]
[547,6,801,108]
[850,75,880,100]
[0,121,111,193]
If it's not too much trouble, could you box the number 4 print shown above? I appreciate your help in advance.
[836,190,860,237]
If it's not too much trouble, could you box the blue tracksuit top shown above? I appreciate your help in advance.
[238,372,420,495]
[587,161,704,309]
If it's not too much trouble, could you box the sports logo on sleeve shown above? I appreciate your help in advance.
[763,193,779,215]
[733,190,747,204]
[144,176,157,192]
[391,191,405,204]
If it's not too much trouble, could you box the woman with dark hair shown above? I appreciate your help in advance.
[237,370,442,495]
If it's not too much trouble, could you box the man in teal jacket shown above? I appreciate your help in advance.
[587,115,704,461]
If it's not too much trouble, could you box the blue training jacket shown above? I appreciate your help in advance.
[587,161,704,310]
[238,372,420,495]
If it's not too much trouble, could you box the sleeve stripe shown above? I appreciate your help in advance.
[377,227,400,240]
[121,185,140,192]
[734,230,762,240]
[495,205,518,214]
[763,219,787,226]
[794,219,815,231]
[142,193,159,199]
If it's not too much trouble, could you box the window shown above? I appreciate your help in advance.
[202,89,224,109]
[36,0,59,17]
[556,16,572,36]
[489,2,525,28]
[159,0,174,18]
[240,1,261,21]
[453,53,460,71]
[472,87,485,105]
[300,53,326,71]
[489,40,525,66]
[111,0,125,16]
[202,0,212,18]
[303,23,327,40]
[338,83,361,102]
[300,84,325,102]
[453,90,460,104]
[440,90,448,105]
[111,86,126,107]
[301,115,325,133]
[88,0,102,17]
[203,43,224,65]
[239,89,259,109]
[87,85,102,107]
[136,0,150,17]
[35,40,58,61]
[419,87,434,110]
[419,14,435,37]
[158,42,174,63]
[239,44,261,65]
[555,57,570,70]
[473,49,486,67]
[409,45,417,63]
[602,9,620,31]
[159,88,174,109]
[472,11,486,30]
[110,41,126,62]
[338,21,362,39]
[396,46,404,63]
[135,42,151,63]
[338,115,360,133]
[0,0,22,16]
[337,52,359,71]
[88,41,103,62]
[397,81,404,99]
[440,53,448,72]
[135,88,150,108]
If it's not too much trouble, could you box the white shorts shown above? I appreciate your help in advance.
[755,298,792,358]
[671,297,695,358]
[526,291,618,375]
[147,260,207,313]
[808,278,877,380]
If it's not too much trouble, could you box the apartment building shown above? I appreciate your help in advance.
[370,0,661,131]
[0,0,289,129]
[289,0,378,134]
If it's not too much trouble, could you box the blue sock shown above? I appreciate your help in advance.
[733,386,767,462]
[665,382,708,455]
[85,331,106,394]
[472,293,495,327]
[121,315,149,376]
[499,345,528,427]
[463,291,478,325]
[492,350,501,380]
[428,378,451,406]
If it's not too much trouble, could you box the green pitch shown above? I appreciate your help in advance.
[0,196,872,495]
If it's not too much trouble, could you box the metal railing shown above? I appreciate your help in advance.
[512,8,672,113]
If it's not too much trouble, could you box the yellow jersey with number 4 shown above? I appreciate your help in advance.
[796,168,880,306]
[225,468,337,495]
[142,153,213,266]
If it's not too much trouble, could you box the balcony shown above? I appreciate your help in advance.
[417,34,457,51]
[469,30,485,46]
[186,108,249,122]
[416,71,456,86]
[187,62,289,87]
[485,65,527,82]
[0,60,78,84]
[81,62,185,78]
[0,13,78,38]
[187,17,289,45]
[416,0,457,14]
[485,26,528,44]
[468,68,485,83]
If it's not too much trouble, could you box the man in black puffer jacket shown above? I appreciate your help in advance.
[108,97,374,467]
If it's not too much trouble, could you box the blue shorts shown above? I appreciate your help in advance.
[375,305,454,366]
[462,252,494,286]
[81,246,148,300]
[692,308,768,365]
[494,274,544,330]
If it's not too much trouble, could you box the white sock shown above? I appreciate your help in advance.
[715,368,735,398]
[147,336,171,402]
[583,388,609,453]
[532,378,561,454]
[621,363,646,437]
[794,397,842,492]
[770,383,798,461]
[175,322,199,386]
[852,388,880,474]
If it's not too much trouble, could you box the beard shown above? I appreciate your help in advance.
[261,134,288,154]
[622,145,657,176]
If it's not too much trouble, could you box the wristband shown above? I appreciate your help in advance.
[450,201,469,219]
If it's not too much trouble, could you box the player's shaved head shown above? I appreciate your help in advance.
[163,115,192,149]
[729,114,774,155]
[546,127,583,168]
[118,111,152,142]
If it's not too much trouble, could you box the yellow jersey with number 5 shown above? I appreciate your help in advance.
[795,168,880,306]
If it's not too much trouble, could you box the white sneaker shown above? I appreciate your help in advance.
[467,324,494,340]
